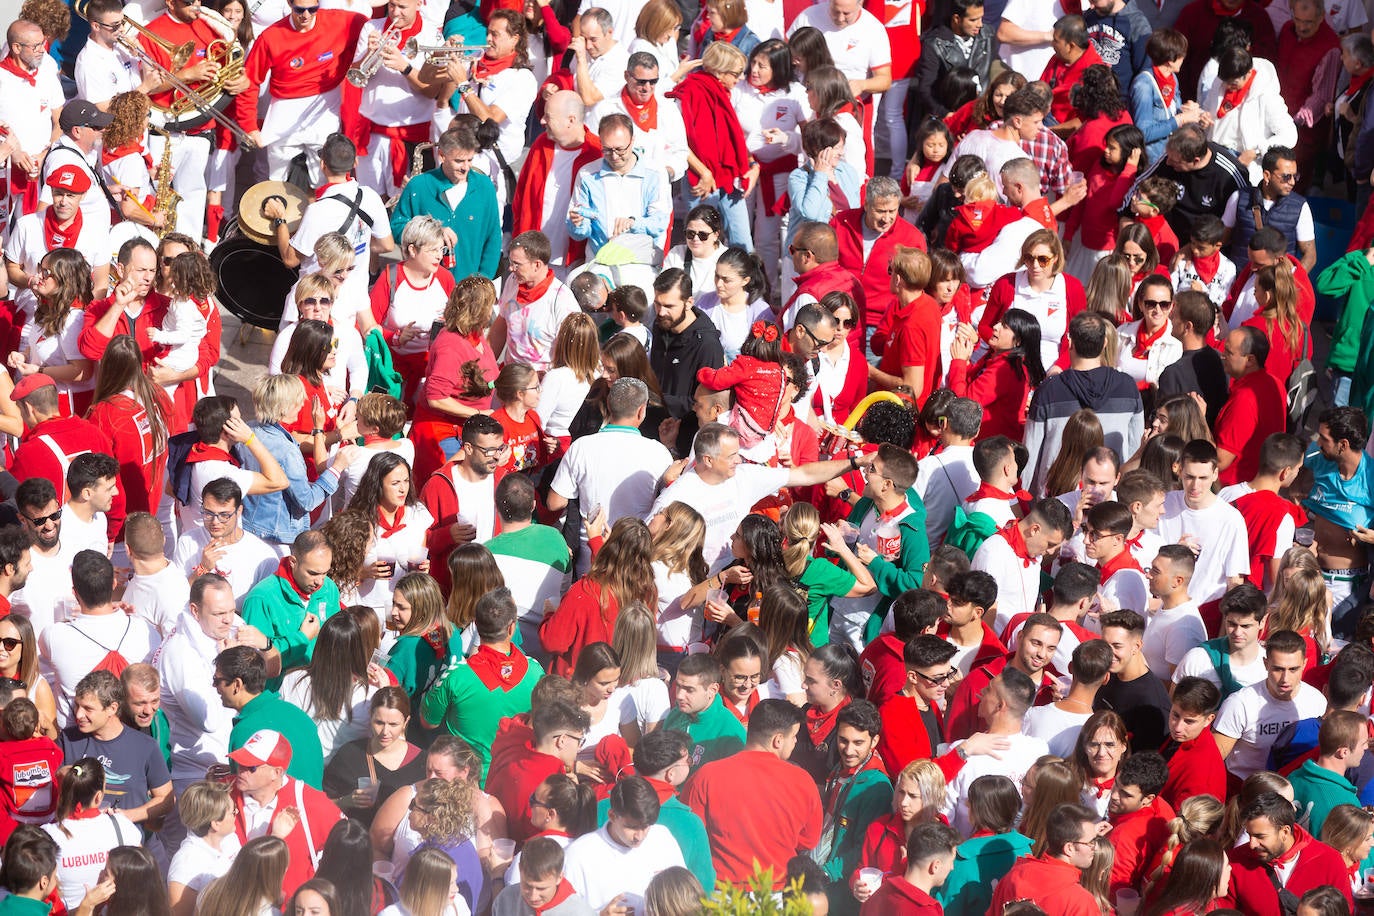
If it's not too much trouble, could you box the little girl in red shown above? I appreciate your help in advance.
[696,321,788,449]
[492,362,555,474]
[944,175,1022,254]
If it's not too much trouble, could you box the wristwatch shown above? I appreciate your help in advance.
[848,454,860,472]
[838,488,853,501]
[270,217,286,230]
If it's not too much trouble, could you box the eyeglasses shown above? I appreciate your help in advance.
[201,508,238,523]
[551,731,585,744]
[628,76,659,87]
[22,510,61,527]
[11,40,44,49]
[788,245,811,257]
[1141,299,1172,311]
[234,763,261,773]
[684,230,714,242]
[729,672,762,685]
[211,675,232,686]
[1121,252,1147,265]
[603,143,634,157]
[300,296,333,307]
[472,441,511,458]
[914,667,956,686]
[93,19,122,29]
[798,322,836,349]
[0,638,22,652]
[529,793,553,810]
[1069,839,1097,850]
[1022,254,1054,268]
[1084,530,1121,543]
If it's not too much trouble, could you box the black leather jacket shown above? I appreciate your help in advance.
[912,25,997,123]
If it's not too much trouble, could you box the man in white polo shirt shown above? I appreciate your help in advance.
[1143,544,1207,682]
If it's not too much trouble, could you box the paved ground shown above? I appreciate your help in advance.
[213,310,276,406]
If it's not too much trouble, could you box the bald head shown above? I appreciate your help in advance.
[8,19,40,49]
[545,90,587,147]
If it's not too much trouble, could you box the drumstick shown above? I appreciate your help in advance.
[105,175,158,222]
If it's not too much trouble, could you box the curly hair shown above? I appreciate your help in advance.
[20,0,68,42]
[103,92,152,150]
[411,777,476,844]
[487,9,531,69]
[320,510,373,592]
[444,275,496,336]
[1068,63,1124,120]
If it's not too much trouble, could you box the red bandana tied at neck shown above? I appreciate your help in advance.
[1267,825,1313,870]
[966,482,1034,516]
[1217,70,1256,118]
[1193,250,1222,284]
[806,698,848,743]
[1000,520,1036,568]
[515,270,555,305]
[1099,548,1143,585]
[712,26,741,42]
[533,879,578,915]
[1022,198,1057,231]
[1208,0,1241,15]
[377,505,406,538]
[1089,775,1115,798]
[473,51,516,82]
[276,557,313,603]
[1352,66,1374,97]
[1153,67,1177,107]
[621,87,659,130]
[0,57,36,86]
[185,443,240,466]
[468,643,530,690]
[1125,529,1145,552]
[43,207,82,250]
[1132,319,1170,360]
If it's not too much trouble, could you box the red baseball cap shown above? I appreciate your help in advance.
[228,729,293,769]
[11,373,55,401]
[46,164,91,195]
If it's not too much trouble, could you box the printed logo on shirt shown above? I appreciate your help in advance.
[317,50,334,62]
[290,56,305,69]
[13,761,51,787]
[1200,194,1215,207]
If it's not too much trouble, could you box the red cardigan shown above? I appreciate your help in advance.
[947,350,1034,440]
[1160,729,1227,811]
[539,577,619,677]
[832,208,927,331]
[978,272,1087,369]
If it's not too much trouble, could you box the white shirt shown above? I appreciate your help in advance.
[651,465,791,573]
[0,60,62,157]
[562,824,685,911]
[42,611,161,728]
[943,732,1049,835]
[337,440,415,508]
[74,40,142,105]
[997,0,1065,77]
[917,445,978,544]
[653,561,701,650]
[7,208,111,284]
[591,92,690,180]
[458,66,537,165]
[1155,492,1251,603]
[577,0,647,46]
[11,545,75,642]
[786,5,891,81]
[167,832,242,893]
[357,503,434,614]
[1174,644,1267,690]
[580,44,633,124]
[662,244,724,302]
[44,811,140,910]
[279,668,379,763]
[173,526,280,607]
[1023,703,1092,758]
[290,180,390,304]
[537,146,584,266]
[269,320,368,398]
[123,562,191,637]
[1214,680,1327,779]
[154,608,241,781]
[356,15,441,127]
[497,273,581,369]
[538,366,593,438]
[1101,565,1149,617]
[382,268,450,356]
[830,501,917,650]
[1143,600,1208,677]
[59,505,107,559]
[973,530,1042,632]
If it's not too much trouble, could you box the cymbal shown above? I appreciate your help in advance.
[237,180,310,245]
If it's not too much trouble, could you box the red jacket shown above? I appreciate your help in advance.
[978,272,1087,369]
[809,340,869,425]
[232,778,342,900]
[234,10,366,132]
[11,416,114,506]
[944,653,1057,742]
[832,208,927,332]
[1223,827,1353,914]
[1109,795,1175,895]
[858,811,907,877]
[86,390,172,542]
[988,854,1103,916]
[539,577,619,678]
[782,260,868,349]
[947,350,1033,441]
[681,749,823,889]
[877,693,942,774]
[0,735,61,842]
[859,876,942,915]
[420,461,505,594]
[1160,729,1227,811]
[859,632,906,709]
[485,740,566,842]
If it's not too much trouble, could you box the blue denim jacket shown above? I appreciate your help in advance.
[241,422,339,546]
[1129,70,1180,165]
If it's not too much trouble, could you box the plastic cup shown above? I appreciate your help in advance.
[1116,889,1141,916]
[706,588,727,607]
[372,861,395,882]
[492,838,516,864]
[407,548,429,571]
[1364,867,1374,888]
[858,868,883,893]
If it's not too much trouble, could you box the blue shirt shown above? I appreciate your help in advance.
[1303,447,1374,530]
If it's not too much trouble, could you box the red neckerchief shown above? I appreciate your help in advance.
[1352,65,1374,96]
[1193,250,1222,284]
[1153,67,1177,107]
[1125,528,1145,552]
[827,177,851,213]
[806,697,850,744]
[0,57,36,86]
[712,26,741,42]
[185,443,240,466]
[878,500,910,525]
[724,689,759,724]
[362,434,390,446]
[915,161,939,182]
[1217,70,1256,118]
[314,179,350,200]
[473,51,516,81]
[1099,548,1143,585]
[419,623,447,658]
[1267,825,1312,869]
[67,804,104,820]
[1133,268,1150,284]
[276,556,312,602]
[834,101,857,119]
[1132,320,1170,360]
[44,207,82,250]
[822,751,886,810]
[533,879,577,915]
[1022,198,1056,231]
[621,87,658,130]
[377,505,407,538]
[1000,521,1035,568]
[100,142,151,172]
[966,482,1033,509]
[467,643,530,690]
[970,828,996,839]
[1088,775,1115,798]
[516,270,555,305]
[1138,212,1169,246]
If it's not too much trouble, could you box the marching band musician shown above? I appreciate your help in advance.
[352,0,442,197]
[438,9,537,174]
[99,91,168,236]
[0,20,64,219]
[38,102,116,232]
[138,0,251,239]
[235,0,366,185]
[73,0,159,107]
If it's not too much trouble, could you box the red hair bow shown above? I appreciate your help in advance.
[751,320,778,342]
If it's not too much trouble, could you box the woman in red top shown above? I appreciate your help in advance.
[948,307,1046,441]
[1140,838,1230,916]
[1243,262,1305,388]
[87,335,171,544]
[281,319,349,479]
[491,363,554,475]
[11,248,95,417]
[853,760,947,903]
[538,517,656,677]
[1065,64,1135,173]
[979,230,1087,372]
[412,276,500,485]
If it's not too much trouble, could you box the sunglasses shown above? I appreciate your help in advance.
[915,668,956,686]
[0,638,21,652]
[629,76,659,87]
[1142,299,1172,311]
[684,230,714,242]
[291,3,319,11]
[23,510,61,527]
[836,316,857,329]
[300,296,333,307]
[1023,254,1053,268]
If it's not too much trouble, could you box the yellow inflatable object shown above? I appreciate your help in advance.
[842,391,908,429]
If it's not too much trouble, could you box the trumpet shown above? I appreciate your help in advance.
[347,22,402,87]
[408,42,485,66]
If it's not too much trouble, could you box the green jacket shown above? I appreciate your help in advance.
[1289,758,1360,837]
[136,709,172,771]
[387,633,447,707]
[1317,249,1374,374]
[661,695,746,772]
[230,691,325,789]
[596,789,717,892]
[847,490,931,644]
[241,573,341,683]
[822,765,892,916]
[936,830,1034,916]
[389,168,501,281]
[0,897,50,916]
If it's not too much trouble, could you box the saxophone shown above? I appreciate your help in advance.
[149,126,180,238]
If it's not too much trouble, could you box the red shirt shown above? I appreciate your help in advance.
[493,407,546,473]
[1067,110,1133,174]
[978,272,1088,369]
[1232,489,1306,587]
[680,749,823,889]
[1160,729,1227,811]
[947,350,1033,441]
[1109,795,1175,895]
[485,741,566,843]
[87,390,171,541]
[1224,826,1352,913]
[420,461,505,594]
[875,293,942,406]
[831,208,927,331]
[234,10,367,130]
[538,577,618,678]
[1242,314,1303,388]
[11,415,114,505]
[138,14,225,112]
[858,811,908,877]
[859,632,906,709]
[1041,44,1106,124]
[232,779,342,899]
[1214,370,1288,486]
[988,854,1103,916]
[944,653,1057,742]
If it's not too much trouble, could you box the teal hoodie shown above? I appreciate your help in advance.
[936,830,1034,916]
[821,765,893,916]
[1316,249,1374,374]
[846,489,931,644]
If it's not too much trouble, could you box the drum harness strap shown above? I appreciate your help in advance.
[44,144,119,214]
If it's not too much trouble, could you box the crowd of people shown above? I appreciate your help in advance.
[2,0,1374,911]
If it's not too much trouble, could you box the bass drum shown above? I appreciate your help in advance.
[210,217,298,330]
